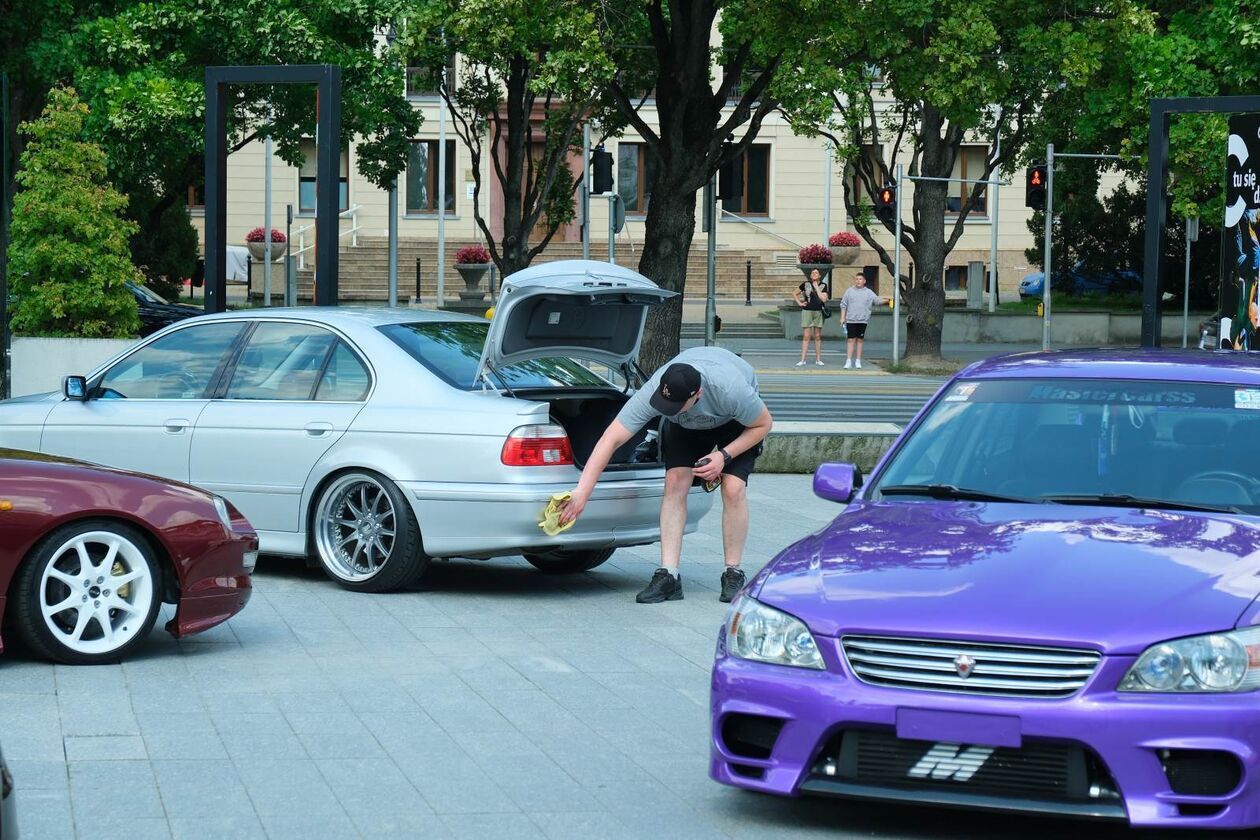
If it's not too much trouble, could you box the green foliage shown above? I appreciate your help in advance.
[7,88,141,338]
[129,188,200,300]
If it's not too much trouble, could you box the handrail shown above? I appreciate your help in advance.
[719,208,803,250]
[295,205,361,268]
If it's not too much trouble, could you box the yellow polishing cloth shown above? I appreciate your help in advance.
[539,492,575,536]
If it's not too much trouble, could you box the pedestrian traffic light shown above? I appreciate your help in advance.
[1025,163,1047,210]
[591,146,613,194]
[875,183,896,223]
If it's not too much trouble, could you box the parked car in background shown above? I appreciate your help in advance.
[0,261,714,593]
[0,448,255,664]
[1019,263,1142,299]
[126,281,202,337]
[712,349,1260,830]
[0,741,13,840]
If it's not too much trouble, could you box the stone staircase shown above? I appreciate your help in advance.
[286,237,805,304]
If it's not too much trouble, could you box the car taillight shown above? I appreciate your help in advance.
[502,424,575,466]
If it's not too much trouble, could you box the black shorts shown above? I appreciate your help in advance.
[845,322,868,340]
[661,420,761,484]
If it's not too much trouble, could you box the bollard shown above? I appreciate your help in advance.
[246,255,252,302]
[415,257,422,304]
[745,259,752,306]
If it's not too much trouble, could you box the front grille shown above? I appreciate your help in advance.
[841,635,1100,698]
[813,729,1119,805]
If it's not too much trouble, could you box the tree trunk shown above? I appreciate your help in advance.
[637,178,698,372]
[901,107,955,360]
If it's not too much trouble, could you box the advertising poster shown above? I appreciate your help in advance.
[1223,114,1260,349]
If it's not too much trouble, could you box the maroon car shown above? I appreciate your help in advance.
[0,448,255,664]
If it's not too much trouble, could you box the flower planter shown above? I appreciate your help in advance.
[797,263,834,280]
[246,240,287,262]
[830,245,860,265]
[454,263,490,301]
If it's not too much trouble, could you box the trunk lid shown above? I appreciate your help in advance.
[475,260,674,385]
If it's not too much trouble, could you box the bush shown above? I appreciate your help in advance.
[798,243,832,264]
[454,244,491,264]
[7,88,140,337]
[828,231,861,247]
[129,188,199,301]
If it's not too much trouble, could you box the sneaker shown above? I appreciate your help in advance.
[843,359,853,369]
[855,359,863,369]
[795,360,807,367]
[816,360,825,366]
[719,567,746,603]
[636,568,684,604]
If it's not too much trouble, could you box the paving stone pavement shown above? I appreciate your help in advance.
[0,475,1201,840]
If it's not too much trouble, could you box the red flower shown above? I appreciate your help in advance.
[797,243,833,264]
[245,227,286,243]
[828,231,861,247]
[454,244,492,264]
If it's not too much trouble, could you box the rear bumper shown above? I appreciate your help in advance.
[402,478,715,556]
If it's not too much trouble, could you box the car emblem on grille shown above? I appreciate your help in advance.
[953,654,976,679]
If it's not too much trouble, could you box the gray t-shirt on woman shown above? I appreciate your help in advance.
[839,286,881,323]
[616,347,765,431]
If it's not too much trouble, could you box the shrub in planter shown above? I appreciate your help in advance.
[454,244,492,265]
[797,243,833,278]
[8,87,140,338]
[828,231,862,265]
[245,227,288,261]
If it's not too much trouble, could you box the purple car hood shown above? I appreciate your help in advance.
[756,502,1260,655]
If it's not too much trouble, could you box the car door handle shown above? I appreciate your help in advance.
[305,422,334,437]
[164,419,191,434]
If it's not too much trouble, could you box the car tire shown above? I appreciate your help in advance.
[523,548,615,574]
[12,520,162,665]
[312,470,428,592]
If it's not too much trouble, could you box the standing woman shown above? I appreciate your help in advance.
[793,268,830,366]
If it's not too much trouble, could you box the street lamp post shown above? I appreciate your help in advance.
[385,25,400,308]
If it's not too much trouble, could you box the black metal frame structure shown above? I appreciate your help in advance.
[1,72,10,398]
[1143,96,1260,346]
[204,65,342,312]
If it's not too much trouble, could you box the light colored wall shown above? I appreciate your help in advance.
[11,337,139,398]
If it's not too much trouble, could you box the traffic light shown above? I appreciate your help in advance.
[1025,163,1047,210]
[591,146,613,194]
[875,182,896,223]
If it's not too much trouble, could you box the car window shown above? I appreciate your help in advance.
[97,322,245,399]
[315,342,371,401]
[379,321,610,390]
[225,323,338,400]
[875,378,1260,514]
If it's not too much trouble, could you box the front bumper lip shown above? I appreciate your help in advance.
[710,644,1260,829]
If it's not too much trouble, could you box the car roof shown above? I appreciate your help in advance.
[184,306,485,330]
[959,348,1260,386]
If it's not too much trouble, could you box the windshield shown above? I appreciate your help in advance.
[127,282,168,304]
[874,378,1260,514]
[381,321,611,390]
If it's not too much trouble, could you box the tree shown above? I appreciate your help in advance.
[4,0,422,287]
[598,0,829,370]
[8,88,141,338]
[776,0,1136,360]
[400,0,619,277]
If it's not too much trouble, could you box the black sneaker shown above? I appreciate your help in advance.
[719,567,746,603]
[636,568,683,603]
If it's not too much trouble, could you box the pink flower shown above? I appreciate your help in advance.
[828,231,861,247]
[797,243,832,264]
[454,244,492,264]
[245,227,286,243]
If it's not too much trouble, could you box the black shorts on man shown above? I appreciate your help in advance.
[661,419,761,485]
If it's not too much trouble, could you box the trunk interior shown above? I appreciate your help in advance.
[513,388,660,469]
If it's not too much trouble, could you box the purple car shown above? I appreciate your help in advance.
[711,349,1260,830]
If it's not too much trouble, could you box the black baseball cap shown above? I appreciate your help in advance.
[650,363,702,416]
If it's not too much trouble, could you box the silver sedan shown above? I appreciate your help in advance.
[0,261,713,591]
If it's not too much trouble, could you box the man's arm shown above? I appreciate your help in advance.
[694,405,773,482]
[559,419,635,524]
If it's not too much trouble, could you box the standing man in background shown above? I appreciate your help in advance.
[558,347,773,604]
[839,272,890,369]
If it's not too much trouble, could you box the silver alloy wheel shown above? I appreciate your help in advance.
[315,474,399,582]
[38,530,155,656]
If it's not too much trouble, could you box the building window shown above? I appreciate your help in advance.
[406,54,457,98]
[186,182,205,210]
[406,140,456,215]
[298,139,349,214]
[948,146,989,216]
[723,65,765,104]
[945,265,969,290]
[617,143,654,214]
[849,145,884,207]
[721,144,770,217]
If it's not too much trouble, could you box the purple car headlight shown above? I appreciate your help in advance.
[725,595,824,670]
[1119,628,1260,693]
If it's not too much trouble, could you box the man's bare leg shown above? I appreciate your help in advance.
[720,475,749,569]
[659,467,692,573]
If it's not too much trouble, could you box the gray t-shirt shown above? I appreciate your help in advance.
[617,347,765,432]
[839,286,881,323]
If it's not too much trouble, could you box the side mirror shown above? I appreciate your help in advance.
[813,462,863,504]
[62,375,88,401]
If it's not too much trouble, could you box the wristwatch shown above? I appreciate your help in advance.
[718,447,732,464]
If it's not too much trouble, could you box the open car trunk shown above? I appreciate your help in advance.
[513,387,660,470]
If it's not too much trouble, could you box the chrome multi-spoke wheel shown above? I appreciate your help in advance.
[313,471,427,592]
[15,522,161,664]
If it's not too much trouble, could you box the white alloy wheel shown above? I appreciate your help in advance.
[15,522,161,664]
